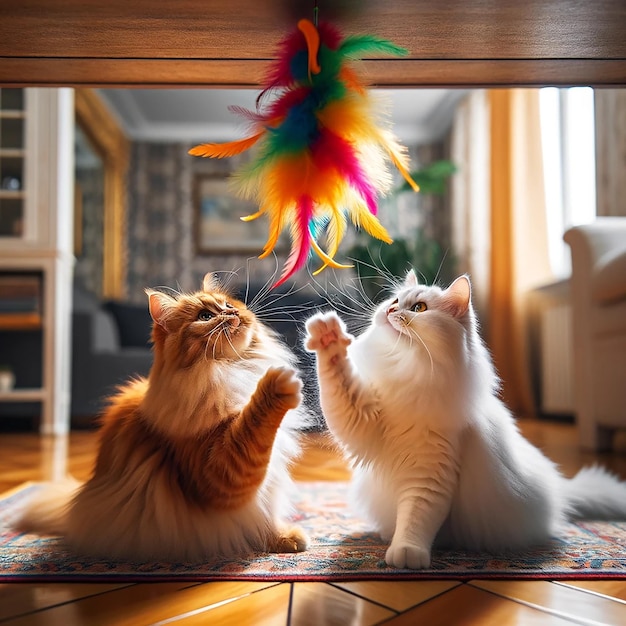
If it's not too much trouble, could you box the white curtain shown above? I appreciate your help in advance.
[450,90,491,333]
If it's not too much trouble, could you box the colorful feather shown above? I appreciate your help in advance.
[189,18,419,287]
[188,132,264,158]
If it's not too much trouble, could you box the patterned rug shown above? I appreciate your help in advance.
[2,482,626,582]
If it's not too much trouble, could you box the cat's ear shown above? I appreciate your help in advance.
[202,272,220,293]
[404,268,418,287]
[442,275,471,318]
[146,289,174,328]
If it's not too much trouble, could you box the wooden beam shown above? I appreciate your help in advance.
[0,0,624,88]
[0,59,625,89]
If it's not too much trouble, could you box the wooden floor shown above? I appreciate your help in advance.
[1,419,626,625]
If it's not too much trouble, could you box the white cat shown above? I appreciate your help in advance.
[305,270,626,569]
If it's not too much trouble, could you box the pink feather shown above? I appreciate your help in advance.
[273,195,314,288]
[312,130,378,215]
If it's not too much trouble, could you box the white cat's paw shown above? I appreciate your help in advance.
[304,311,352,357]
[385,542,431,569]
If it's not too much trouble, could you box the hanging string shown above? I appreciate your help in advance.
[313,0,318,27]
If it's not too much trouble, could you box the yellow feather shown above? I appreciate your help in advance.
[258,203,291,258]
[240,207,266,222]
[391,156,420,192]
[318,95,419,193]
[350,202,393,244]
[325,205,347,258]
[317,95,380,144]
[231,165,265,201]
[310,237,353,271]
[312,205,349,274]
[377,129,420,192]
[259,225,282,258]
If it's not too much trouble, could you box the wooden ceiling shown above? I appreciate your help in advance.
[0,0,625,88]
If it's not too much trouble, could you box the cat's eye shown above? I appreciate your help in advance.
[197,310,214,321]
[411,302,428,313]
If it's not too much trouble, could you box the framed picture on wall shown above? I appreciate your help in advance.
[194,173,272,254]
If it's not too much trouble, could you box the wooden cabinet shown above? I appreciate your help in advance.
[0,88,74,435]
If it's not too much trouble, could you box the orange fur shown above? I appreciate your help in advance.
[95,367,299,511]
[15,275,310,561]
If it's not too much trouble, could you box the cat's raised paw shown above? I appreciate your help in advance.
[304,311,352,357]
[385,542,431,569]
[262,366,302,410]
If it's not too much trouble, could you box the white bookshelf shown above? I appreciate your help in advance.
[0,88,74,435]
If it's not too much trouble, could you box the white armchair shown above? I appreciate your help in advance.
[564,218,626,450]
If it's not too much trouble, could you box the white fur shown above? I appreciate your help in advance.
[305,273,626,569]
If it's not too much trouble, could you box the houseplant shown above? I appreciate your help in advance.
[347,160,457,302]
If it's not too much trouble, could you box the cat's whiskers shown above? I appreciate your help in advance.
[306,269,374,333]
[154,284,182,298]
[247,282,316,327]
[408,325,435,379]
[346,255,402,296]
[244,256,290,312]
[432,248,450,286]
[216,320,240,357]
[252,302,313,320]
[384,320,406,359]
[222,326,245,361]
[204,320,235,361]
[335,269,377,307]
[203,326,222,361]
[247,286,274,313]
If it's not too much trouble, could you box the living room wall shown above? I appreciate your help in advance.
[123,139,453,304]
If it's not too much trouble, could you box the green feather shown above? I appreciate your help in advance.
[339,35,409,59]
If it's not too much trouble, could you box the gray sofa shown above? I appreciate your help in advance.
[72,281,331,426]
[70,283,154,422]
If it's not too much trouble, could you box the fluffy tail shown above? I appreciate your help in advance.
[565,466,626,520]
[13,477,81,536]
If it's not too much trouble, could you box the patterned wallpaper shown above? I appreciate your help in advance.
[126,143,291,302]
[73,126,105,296]
[123,139,452,304]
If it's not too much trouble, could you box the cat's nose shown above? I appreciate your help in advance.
[387,303,398,314]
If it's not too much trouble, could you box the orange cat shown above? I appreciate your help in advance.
[15,274,309,561]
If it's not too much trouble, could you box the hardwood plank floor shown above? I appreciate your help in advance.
[1,418,625,625]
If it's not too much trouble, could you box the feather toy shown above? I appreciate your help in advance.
[190,18,419,287]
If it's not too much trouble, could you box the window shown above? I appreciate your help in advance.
[539,87,596,276]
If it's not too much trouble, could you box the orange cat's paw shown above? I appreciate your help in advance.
[263,366,302,410]
[304,311,352,357]
[271,526,308,553]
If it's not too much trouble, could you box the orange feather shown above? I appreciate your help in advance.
[188,132,264,159]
